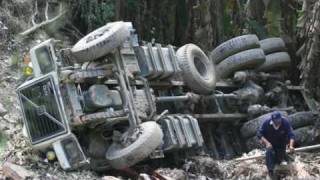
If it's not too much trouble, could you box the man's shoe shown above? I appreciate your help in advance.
[280,161,288,166]
[268,171,277,180]
[268,171,274,177]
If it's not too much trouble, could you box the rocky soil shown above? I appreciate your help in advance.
[156,151,320,179]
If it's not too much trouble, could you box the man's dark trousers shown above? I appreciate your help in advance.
[266,148,286,173]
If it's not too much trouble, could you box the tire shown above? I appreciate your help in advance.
[245,136,264,151]
[240,111,288,139]
[288,111,317,129]
[241,111,316,139]
[210,34,260,64]
[255,52,291,72]
[106,121,163,169]
[245,126,314,150]
[294,126,314,146]
[71,21,130,63]
[216,48,265,79]
[259,38,286,54]
[176,44,216,95]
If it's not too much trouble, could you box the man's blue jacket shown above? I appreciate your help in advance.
[257,117,295,149]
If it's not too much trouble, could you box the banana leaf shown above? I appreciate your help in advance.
[265,0,282,36]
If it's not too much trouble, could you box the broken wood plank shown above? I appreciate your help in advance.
[2,162,35,180]
[153,171,176,180]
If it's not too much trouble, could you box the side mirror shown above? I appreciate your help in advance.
[30,39,58,77]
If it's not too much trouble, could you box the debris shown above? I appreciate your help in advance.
[2,162,35,180]
[0,21,8,43]
[184,156,225,179]
[292,156,312,178]
[139,173,152,180]
[222,150,320,179]
[0,21,8,31]
[155,168,187,180]
[101,176,122,180]
[0,103,8,116]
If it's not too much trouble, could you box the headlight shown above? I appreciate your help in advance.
[23,66,33,76]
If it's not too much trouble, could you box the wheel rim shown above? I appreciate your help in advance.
[194,56,209,80]
[85,27,111,43]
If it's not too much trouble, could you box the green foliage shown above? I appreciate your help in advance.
[223,0,239,38]
[265,0,282,36]
[246,20,268,39]
[96,2,115,26]
[296,6,305,28]
[223,0,249,39]
[77,0,115,33]
[127,0,139,11]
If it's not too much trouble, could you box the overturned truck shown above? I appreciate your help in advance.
[16,21,318,171]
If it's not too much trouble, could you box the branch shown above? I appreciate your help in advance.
[45,1,49,21]
[19,3,66,37]
[31,0,39,26]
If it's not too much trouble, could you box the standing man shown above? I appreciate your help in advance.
[257,111,295,177]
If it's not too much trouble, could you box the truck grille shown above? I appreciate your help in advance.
[17,75,67,144]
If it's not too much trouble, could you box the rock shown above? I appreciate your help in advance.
[185,156,224,179]
[2,162,35,180]
[101,176,121,180]
[155,168,187,180]
[138,174,152,180]
[0,103,7,116]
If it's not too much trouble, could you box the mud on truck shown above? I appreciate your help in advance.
[16,21,318,171]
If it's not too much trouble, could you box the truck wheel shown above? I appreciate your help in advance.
[240,111,288,139]
[246,125,315,151]
[288,111,317,129]
[71,21,130,63]
[216,48,265,79]
[106,121,163,169]
[241,111,315,139]
[245,136,264,151]
[259,38,286,54]
[255,52,291,72]
[210,34,260,64]
[176,44,216,95]
[294,126,314,146]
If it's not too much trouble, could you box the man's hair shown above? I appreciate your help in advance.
[271,111,282,120]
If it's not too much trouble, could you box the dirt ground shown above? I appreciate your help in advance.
[155,151,320,179]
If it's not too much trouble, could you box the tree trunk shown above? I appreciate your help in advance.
[299,0,320,101]
[114,0,224,51]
